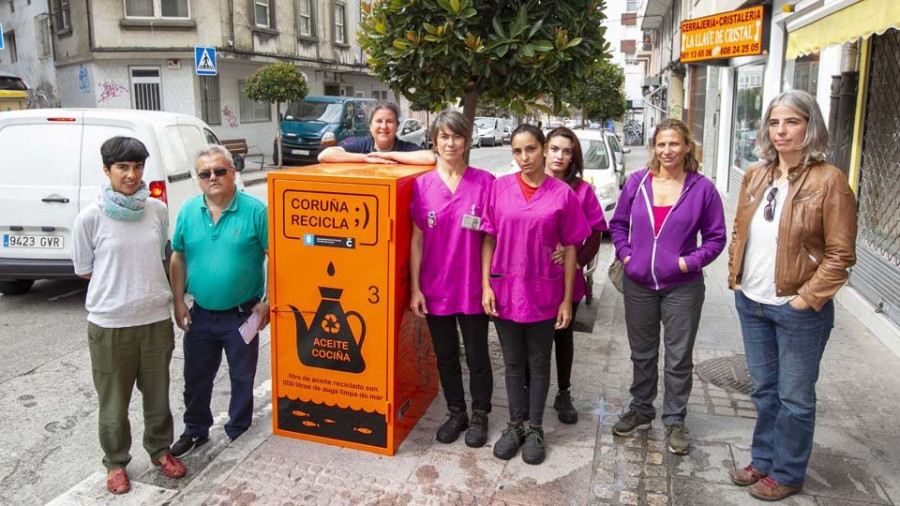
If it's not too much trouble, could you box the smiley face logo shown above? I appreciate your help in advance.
[321,314,341,334]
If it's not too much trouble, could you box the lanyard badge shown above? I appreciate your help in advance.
[461,204,481,230]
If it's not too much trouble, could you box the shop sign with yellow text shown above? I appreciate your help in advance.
[681,6,765,63]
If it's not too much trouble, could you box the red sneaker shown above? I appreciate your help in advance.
[152,452,187,479]
[106,468,131,494]
[748,476,802,501]
[730,464,767,486]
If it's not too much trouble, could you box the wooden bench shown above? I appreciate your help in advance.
[221,138,265,172]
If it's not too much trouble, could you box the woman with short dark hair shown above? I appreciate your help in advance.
[409,111,494,447]
[728,90,857,501]
[318,102,435,164]
[72,136,186,494]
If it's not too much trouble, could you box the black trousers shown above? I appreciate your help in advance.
[525,301,580,391]
[494,317,556,427]
[425,313,493,413]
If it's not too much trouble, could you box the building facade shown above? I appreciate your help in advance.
[0,0,59,108]
[640,0,900,352]
[48,0,392,160]
[604,0,647,135]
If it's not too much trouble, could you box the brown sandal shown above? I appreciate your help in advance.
[106,468,131,494]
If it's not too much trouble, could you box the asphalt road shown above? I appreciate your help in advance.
[0,142,644,504]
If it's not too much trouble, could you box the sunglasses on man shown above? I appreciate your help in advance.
[198,167,230,180]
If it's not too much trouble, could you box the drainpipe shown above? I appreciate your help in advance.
[228,0,236,52]
[86,0,95,52]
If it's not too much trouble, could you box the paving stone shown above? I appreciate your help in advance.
[671,441,735,485]
[803,453,891,505]
[671,478,817,505]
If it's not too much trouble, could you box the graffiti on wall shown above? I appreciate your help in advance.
[99,81,129,103]
[78,66,91,94]
[223,105,239,128]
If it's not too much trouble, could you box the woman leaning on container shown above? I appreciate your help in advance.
[609,119,726,456]
[409,111,495,448]
[727,90,857,502]
[481,124,590,465]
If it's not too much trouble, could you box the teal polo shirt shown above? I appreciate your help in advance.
[172,190,268,310]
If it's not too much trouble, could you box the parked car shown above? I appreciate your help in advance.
[604,130,631,188]
[0,71,29,112]
[277,95,376,165]
[473,117,503,147]
[397,118,427,148]
[573,129,622,233]
[501,124,512,144]
[0,108,242,295]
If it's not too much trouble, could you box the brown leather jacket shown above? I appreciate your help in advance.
[728,161,857,311]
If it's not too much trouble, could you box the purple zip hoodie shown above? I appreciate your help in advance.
[610,168,726,291]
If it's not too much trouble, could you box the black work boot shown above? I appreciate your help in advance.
[436,408,468,444]
[465,410,489,448]
[554,389,578,424]
[493,422,525,460]
[521,426,546,465]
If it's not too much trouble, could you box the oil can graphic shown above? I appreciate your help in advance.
[290,262,367,373]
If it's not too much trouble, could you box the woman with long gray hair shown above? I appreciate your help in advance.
[727,90,857,501]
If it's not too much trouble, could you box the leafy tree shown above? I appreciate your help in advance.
[359,0,609,128]
[564,59,626,126]
[244,63,309,167]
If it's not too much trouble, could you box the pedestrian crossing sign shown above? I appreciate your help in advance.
[194,46,217,76]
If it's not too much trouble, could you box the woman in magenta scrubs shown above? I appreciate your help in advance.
[543,127,606,425]
[410,111,495,448]
[482,124,590,464]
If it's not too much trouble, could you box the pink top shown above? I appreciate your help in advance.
[653,205,673,237]
[411,167,494,315]
[567,180,607,302]
[481,174,591,323]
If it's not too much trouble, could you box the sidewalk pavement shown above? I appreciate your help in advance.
[54,150,900,505]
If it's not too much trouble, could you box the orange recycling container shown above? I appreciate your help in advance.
[267,163,439,455]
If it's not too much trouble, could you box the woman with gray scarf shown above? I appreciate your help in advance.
[72,136,186,494]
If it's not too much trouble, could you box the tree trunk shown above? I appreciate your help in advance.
[276,100,283,168]
[462,86,483,165]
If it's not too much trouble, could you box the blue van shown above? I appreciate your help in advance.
[277,95,376,165]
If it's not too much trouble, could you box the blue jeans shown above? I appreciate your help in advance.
[182,301,260,439]
[734,291,834,487]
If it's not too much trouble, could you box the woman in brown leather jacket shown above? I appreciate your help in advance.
[727,90,857,501]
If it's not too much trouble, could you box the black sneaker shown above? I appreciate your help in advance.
[612,410,653,437]
[436,408,468,444]
[170,434,209,458]
[554,389,578,424]
[521,426,546,465]
[465,410,489,448]
[493,422,525,460]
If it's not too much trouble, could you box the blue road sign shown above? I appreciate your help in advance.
[194,46,217,76]
[0,24,5,51]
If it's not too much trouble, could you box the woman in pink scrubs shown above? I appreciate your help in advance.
[410,111,495,448]
[543,127,606,425]
[482,124,590,464]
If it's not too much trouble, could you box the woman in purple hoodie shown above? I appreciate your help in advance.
[609,119,726,455]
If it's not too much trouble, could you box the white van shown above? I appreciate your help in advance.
[473,117,504,147]
[0,108,242,295]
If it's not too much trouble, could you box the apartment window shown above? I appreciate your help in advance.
[4,31,17,64]
[334,3,346,44]
[199,75,220,125]
[35,15,52,59]
[298,0,314,37]
[124,0,190,18]
[55,0,71,32]
[239,80,271,122]
[131,67,162,111]
[255,0,271,28]
[626,0,637,12]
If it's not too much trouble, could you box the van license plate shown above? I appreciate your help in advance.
[291,149,310,156]
[2,234,64,249]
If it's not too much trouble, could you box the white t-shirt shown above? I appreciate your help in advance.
[741,180,792,306]
[72,199,172,328]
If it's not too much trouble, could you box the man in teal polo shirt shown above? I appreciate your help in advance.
[168,145,269,457]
